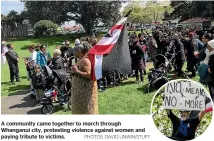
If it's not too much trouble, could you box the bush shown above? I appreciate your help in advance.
[34,20,58,36]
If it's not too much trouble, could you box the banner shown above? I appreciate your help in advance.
[163,81,206,111]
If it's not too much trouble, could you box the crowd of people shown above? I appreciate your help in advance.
[128,26,214,99]
[1,38,96,107]
[1,25,214,109]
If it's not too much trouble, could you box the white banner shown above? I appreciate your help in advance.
[163,81,206,111]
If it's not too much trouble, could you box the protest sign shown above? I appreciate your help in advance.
[163,80,206,111]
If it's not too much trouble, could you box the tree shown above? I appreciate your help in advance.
[170,1,214,22]
[34,20,59,36]
[122,1,173,25]
[24,1,122,34]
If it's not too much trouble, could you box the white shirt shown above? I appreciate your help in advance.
[28,51,37,67]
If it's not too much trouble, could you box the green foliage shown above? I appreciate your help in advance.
[122,1,173,24]
[24,1,122,34]
[152,90,213,138]
[170,1,214,22]
[34,20,59,36]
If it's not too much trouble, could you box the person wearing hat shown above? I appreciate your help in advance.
[166,109,206,140]
[5,43,20,84]
[206,40,214,99]
[129,34,145,83]
[36,45,52,67]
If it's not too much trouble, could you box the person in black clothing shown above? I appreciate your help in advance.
[167,109,206,140]
[5,44,20,84]
[207,40,214,100]
[169,34,185,77]
[160,33,170,55]
[32,64,45,106]
[185,33,198,78]
[49,49,64,70]
[60,40,74,68]
[129,34,145,83]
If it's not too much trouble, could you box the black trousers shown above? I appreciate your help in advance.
[135,69,143,82]
[187,59,197,76]
[208,83,214,100]
[8,63,19,82]
[175,59,184,77]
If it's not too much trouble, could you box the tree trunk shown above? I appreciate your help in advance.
[81,2,94,35]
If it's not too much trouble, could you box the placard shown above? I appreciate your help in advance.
[163,81,206,111]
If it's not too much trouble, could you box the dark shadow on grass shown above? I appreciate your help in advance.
[20,45,31,50]
[27,108,41,114]
[9,94,37,110]
[8,90,30,96]
[20,76,27,79]
[137,83,156,94]
[7,84,30,93]
[1,82,10,85]
[121,81,135,86]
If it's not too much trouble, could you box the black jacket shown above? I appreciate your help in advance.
[32,72,45,89]
[198,44,207,63]
[5,49,18,64]
[174,40,185,60]
[167,40,185,60]
[60,46,73,58]
[51,56,64,70]
[129,42,144,61]
[185,38,197,60]
[208,54,214,87]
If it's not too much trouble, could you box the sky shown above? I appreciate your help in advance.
[1,0,25,15]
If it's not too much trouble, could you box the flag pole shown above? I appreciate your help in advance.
[74,10,132,67]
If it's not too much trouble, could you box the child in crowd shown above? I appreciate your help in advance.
[32,64,45,106]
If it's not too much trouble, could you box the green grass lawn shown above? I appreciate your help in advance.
[1,34,155,115]
[1,34,205,115]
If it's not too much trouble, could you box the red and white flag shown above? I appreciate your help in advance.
[88,15,132,80]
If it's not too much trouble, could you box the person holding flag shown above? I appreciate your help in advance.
[71,10,132,114]
[71,41,98,114]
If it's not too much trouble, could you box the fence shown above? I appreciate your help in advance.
[1,24,28,38]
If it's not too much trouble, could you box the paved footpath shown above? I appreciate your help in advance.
[1,91,42,114]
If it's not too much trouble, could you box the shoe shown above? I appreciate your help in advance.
[144,70,146,75]
[16,79,21,82]
[10,81,15,85]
